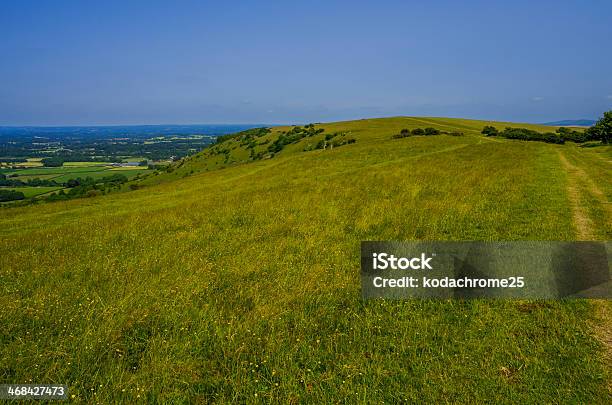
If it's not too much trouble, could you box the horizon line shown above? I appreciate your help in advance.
[0,115,598,129]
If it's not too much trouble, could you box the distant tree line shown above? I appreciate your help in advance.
[481,126,565,144]
[41,157,65,167]
[392,127,464,139]
[40,156,127,167]
[39,156,132,167]
[555,127,589,143]
[0,173,62,187]
[481,111,611,145]
[215,127,271,145]
[0,173,130,204]
[0,172,129,189]
[0,156,123,170]
[0,189,25,202]
[45,174,129,202]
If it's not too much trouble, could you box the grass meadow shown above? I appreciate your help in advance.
[0,117,610,403]
[1,165,149,183]
[1,186,64,198]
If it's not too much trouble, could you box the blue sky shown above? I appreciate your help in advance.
[1,0,611,125]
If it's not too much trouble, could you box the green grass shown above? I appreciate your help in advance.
[5,164,148,179]
[0,117,610,403]
[3,165,109,176]
[1,186,64,198]
[51,168,148,183]
[11,173,60,181]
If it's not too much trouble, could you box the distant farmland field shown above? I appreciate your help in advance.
[63,161,110,167]
[50,168,147,183]
[2,164,149,184]
[1,186,64,198]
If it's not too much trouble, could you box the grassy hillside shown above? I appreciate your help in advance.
[1,117,610,403]
[139,116,569,184]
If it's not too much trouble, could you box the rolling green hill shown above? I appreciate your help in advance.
[139,116,572,185]
[1,117,610,403]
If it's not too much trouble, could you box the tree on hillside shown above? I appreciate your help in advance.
[0,189,25,202]
[66,179,80,188]
[556,127,587,143]
[481,126,499,136]
[585,111,611,144]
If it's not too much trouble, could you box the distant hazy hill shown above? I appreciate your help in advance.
[543,119,595,126]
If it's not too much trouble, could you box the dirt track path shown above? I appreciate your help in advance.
[558,149,612,391]
[557,151,601,239]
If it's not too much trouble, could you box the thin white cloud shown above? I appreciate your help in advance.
[531,96,544,102]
